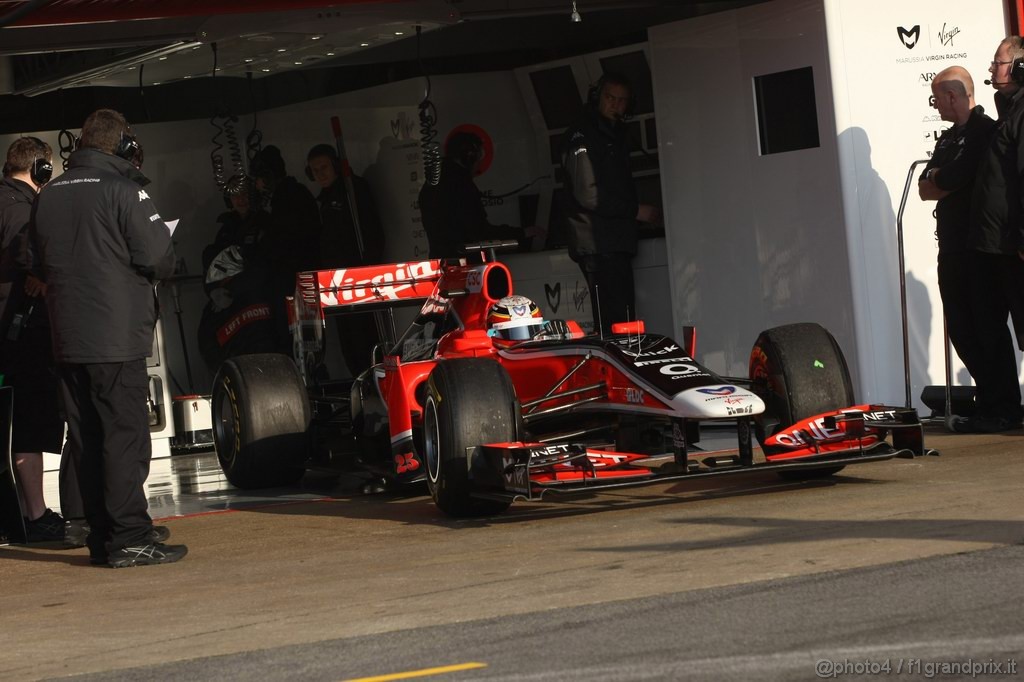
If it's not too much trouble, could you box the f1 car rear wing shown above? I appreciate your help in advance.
[297,260,444,314]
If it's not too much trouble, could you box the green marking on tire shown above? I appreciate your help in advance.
[813,360,824,368]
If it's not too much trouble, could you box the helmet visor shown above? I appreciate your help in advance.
[499,322,545,341]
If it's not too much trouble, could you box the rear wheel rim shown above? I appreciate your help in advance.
[425,397,441,484]
[214,380,238,466]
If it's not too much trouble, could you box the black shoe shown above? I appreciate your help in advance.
[950,414,1022,434]
[107,543,188,568]
[24,509,66,543]
[65,523,170,549]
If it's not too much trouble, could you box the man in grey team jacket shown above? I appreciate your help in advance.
[31,109,187,568]
[561,72,660,334]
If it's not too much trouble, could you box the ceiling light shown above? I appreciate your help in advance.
[394,31,404,36]
[276,48,286,52]
[294,61,302,65]
[570,1,582,22]
[326,52,336,56]
[261,68,271,72]
[158,56,168,61]
[311,35,322,40]
[244,58,253,63]
[359,43,369,47]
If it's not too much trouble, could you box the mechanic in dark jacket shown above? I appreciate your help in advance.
[31,109,186,567]
[250,145,321,297]
[958,37,1024,433]
[307,143,384,377]
[418,132,536,260]
[918,67,996,395]
[250,144,321,354]
[0,136,68,543]
[561,72,660,334]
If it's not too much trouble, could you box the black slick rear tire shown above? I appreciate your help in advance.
[212,353,311,489]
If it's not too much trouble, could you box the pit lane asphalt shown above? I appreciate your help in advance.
[1,426,1021,681]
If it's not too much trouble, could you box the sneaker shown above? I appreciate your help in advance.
[24,509,66,543]
[65,523,170,549]
[106,543,188,568]
[950,414,1022,434]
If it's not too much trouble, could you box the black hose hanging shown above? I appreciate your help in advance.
[57,129,76,171]
[416,25,441,187]
[138,63,151,123]
[245,71,263,166]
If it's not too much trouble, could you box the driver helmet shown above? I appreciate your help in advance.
[487,295,545,341]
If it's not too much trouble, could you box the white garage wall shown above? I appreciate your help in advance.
[652,0,1011,409]
[824,0,1009,409]
[649,0,855,384]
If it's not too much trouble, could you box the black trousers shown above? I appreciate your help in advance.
[967,252,1023,420]
[937,252,984,381]
[578,252,636,334]
[57,360,153,554]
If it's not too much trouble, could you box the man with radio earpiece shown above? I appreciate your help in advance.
[31,109,186,567]
[418,132,544,261]
[561,71,661,335]
[952,36,1024,433]
[0,136,67,543]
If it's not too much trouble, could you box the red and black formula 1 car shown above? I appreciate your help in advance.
[211,245,931,517]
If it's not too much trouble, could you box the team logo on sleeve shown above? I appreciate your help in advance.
[138,189,150,201]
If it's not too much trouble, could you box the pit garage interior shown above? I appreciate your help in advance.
[1,0,1018,502]
[2,0,1024,678]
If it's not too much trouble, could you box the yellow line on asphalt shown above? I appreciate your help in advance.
[343,662,488,682]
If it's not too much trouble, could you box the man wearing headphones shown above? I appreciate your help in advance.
[0,137,66,542]
[31,109,185,567]
[561,72,660,334]
[418,132,540,260]
[306,144,383,377]
[250,145,321,353]
[955,36,1024,433]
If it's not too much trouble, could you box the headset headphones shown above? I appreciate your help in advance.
[114,129,141,163]
[444,132,484,169]
[1012,58,1024,85]
[586,73,637,119]
[305,144,341,182]
[25,136,53,186]
[1006,36,1024,85]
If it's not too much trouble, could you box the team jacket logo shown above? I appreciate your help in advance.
[697,386,736,396]
[138,189,150,201]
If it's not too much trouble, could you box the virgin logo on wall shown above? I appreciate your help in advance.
[897,25,921,49]
[893,22,965,64]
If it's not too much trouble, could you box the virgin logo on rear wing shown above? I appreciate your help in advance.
[316,260,442,308]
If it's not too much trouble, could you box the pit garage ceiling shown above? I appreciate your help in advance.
[0,0,764,131]
[0,0,766,92]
